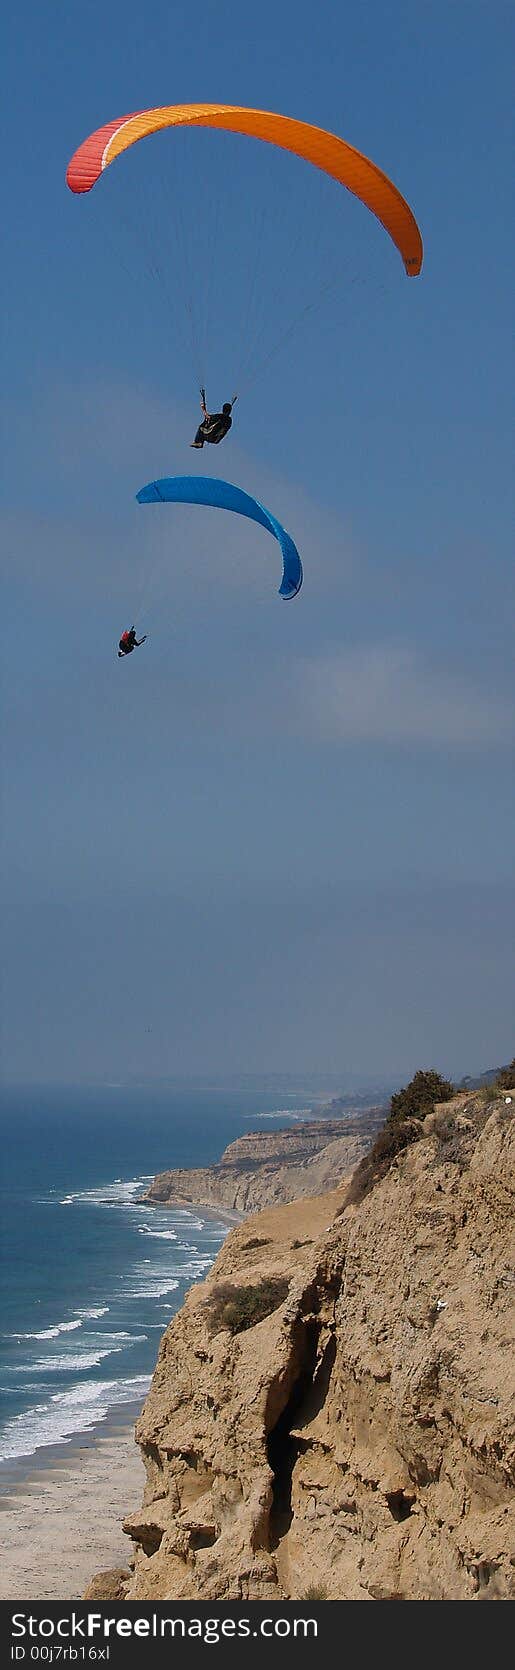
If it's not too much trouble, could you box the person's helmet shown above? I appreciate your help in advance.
[222,402,232,414]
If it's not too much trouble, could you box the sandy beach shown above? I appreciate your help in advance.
[0,1176,238,1604]
[156,1200,243,1226]
[0,1412,144,1601]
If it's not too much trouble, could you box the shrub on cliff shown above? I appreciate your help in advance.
[345,1118,422,1206]
[344,1069,455,1207]
[495,1057,515,1091]
[206,1277,289,1336]
[389,1069,455,1124]
[241,1236,272,1250]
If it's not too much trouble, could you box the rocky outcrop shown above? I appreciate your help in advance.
[143,1113,385,1216]
[92,1092,515,1601]
[83,1569,130,1601]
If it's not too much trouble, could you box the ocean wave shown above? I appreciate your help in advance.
[193,1226,230,1241]
[8,1319,83,1342]
[124,1277,180,1299]
[97,1331,147,1342]
[179,1258,213,1276]
[123,1264,211,1299]
[0,1375,151,1462]
[53,1178,150,1211]
[76,1306,109,1321]
[137,1228,178,1241]
[253,1107,312,1119]
[161,1216,205,1232]
[0,1381,54,1395]
[6,1307,112,1341]
[22,1346,128,1372]
[5,1332,148,1375]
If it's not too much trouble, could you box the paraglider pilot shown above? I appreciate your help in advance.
[118,626,146,658]
[191,389,237,448]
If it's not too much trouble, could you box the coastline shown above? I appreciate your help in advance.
[0,1403,144,1601]
[0,1394,146,1503]
[0,1203,239,1602]
[144,1197,244,1226]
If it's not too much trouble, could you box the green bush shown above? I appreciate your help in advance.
[207,1277,289,1336]
[389,1069,455,1124]
[303,1583,328,1600]
[345,1118,422,1206]
[344,1069,454,1207]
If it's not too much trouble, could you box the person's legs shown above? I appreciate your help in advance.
[190,424,205,448]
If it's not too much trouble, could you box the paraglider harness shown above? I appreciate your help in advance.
[196,388,237,446]
[118,627,146,658]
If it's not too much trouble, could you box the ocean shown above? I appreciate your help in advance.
[0,1081,317,1479]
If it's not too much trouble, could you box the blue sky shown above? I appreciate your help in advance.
[2,0,514,1084]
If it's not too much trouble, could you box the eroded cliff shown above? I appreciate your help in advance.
[143,1112,384,1216]
[88,1093,514,1601]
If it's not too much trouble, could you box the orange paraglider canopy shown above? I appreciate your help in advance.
[66,103,423,276]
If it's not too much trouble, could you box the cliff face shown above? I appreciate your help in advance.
[143,1113,384,1216]
[90,1093,514,1601]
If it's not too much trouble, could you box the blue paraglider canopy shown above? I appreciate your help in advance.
[136,476,303,599]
